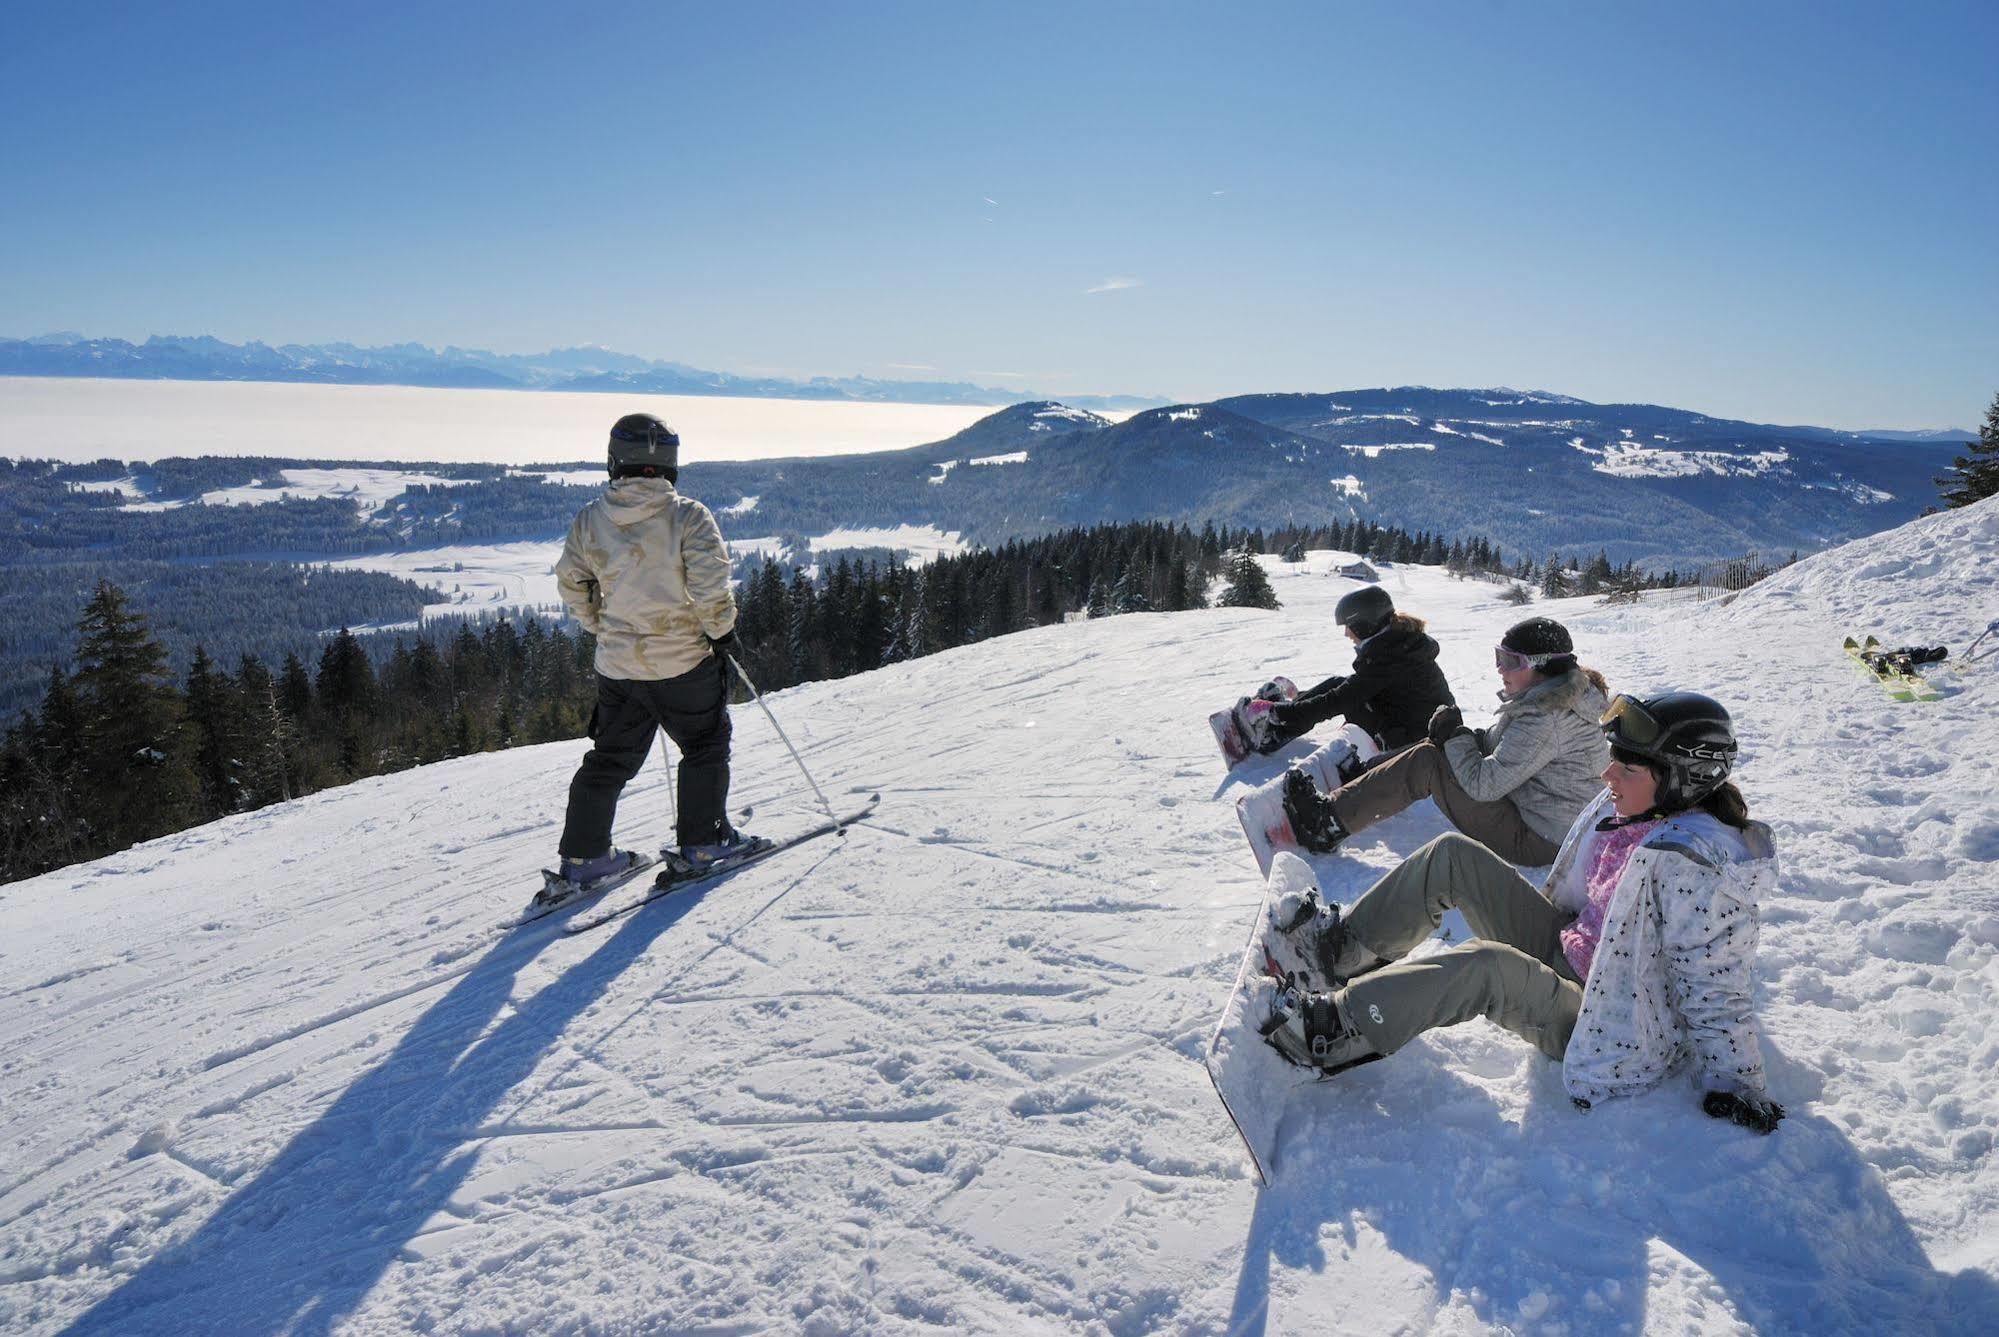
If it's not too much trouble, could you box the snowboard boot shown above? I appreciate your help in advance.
[1262,884,1378,993]
[1259,984,1381,1074]
[1281,766,1348,853]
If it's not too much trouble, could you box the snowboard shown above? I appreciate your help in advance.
[1843,635,1940,702]
[562,792,882,935]
[1206,851,1327,1186]
[1209,677,1298,769]
[1235,725,1380,875]
[510,852,659,928]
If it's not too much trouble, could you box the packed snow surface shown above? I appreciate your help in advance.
[3,500,1997,1334]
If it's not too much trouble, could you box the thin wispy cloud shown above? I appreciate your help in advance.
[970,370,1029,379]
[982,196,998,206]
[887,362,935,371]
[1085,276,1143,295]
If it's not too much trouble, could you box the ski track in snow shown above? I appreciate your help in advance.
[2,499,1998,1333]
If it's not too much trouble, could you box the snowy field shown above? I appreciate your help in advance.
[0,378,1011,466]
[2,500,1996,1333]
[326,524,971,629]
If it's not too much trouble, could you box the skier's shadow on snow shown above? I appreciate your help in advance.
[61,884,727,1336]
[1225,1003,1999,1334]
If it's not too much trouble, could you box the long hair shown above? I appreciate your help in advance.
[1540,657,1607,694]
[1390,612,1427,634]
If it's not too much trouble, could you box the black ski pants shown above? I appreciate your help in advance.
[560,657,733,857]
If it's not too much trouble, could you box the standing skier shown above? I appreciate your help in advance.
[1258,690,1784,1132]
[551,413,762,887]
[1256,585,1456,755]
[1281,617,1608,865]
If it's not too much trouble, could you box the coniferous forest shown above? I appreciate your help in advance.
[1,516,1685,885]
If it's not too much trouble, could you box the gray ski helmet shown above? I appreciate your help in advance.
[1601,690,1738,811]
[1333,584,1394,638]
[608,413,680,479]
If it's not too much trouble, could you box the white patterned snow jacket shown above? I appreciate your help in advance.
[1543,790,1777,1108]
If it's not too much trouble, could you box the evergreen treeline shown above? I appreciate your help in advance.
[0,559,447,719]
[2,513,1692,885]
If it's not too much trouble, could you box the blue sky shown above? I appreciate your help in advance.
[2,1,1993,429]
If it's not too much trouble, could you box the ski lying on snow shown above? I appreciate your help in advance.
[561,793,882,935]
[1842,635,1939,702]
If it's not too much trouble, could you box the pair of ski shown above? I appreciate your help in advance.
[510,792,881,935]
[1841,635,1942,702]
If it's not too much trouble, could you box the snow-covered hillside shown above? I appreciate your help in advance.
[3,500,1996,1334]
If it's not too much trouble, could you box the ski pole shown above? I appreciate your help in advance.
[1968,617,1999,660]
[727,654,836,820]
[658,729,676,825]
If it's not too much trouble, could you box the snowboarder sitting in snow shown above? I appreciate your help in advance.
[1258,690,1785,1133]
[552,413,763,885]
[1282,617,1609,867]
[1254,584,1455,763]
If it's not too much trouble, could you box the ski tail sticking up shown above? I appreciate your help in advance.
[1209,677,1298,769]
[562,793,882,935]
[1235,726,1378,874]
[1206,851,1328,1186]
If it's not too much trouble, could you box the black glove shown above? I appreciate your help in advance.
[1703,1090,1785,1134]
[1263,700,1305,738]
[706,630,741,656]
[1426,704,1466,747]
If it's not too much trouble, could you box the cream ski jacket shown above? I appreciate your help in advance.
[555,478,737,682]
[1441,668,1611,846]
[1543,790,1777,1107]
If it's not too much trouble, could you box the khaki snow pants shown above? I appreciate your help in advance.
[1330,740,1561,866]
[1340,833,1583,1062]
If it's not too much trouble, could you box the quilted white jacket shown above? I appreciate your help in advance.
[555,478,737,681]
[1543,790,1777,1107]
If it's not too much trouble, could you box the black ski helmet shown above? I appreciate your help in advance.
[1500,617,1574,663]
[608,413,680,479]
[1334,584,1394,638]
[1601,691,1738,812]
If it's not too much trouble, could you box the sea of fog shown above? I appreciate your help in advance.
[0,377,1030,466]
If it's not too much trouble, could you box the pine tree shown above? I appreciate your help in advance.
[71,582,200,848]
[1936,391,1999,508]
[1217,550,1281,610]
[184,645,245,817]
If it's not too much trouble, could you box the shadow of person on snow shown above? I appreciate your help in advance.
[1224,1014,1999,1335]
[60,881,732,1335]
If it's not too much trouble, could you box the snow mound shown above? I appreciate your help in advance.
[1721,491,1999,643]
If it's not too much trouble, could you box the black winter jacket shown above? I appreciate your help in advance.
[1267,622,1456,751]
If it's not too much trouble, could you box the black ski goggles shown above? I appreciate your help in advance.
[1599,694,1663,746]
[1599,695,1679,747]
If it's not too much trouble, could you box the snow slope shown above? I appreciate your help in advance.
[3,500,1997,1334]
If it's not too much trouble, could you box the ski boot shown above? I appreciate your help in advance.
[531,848,649,912]
[1281,766,1349,853]
[1257,981,1381,1075]
[656,829,775,885]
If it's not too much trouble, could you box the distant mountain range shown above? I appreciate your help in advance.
[15,371,1974,571]
[678,389,1968,569]
[0,332,1165,412]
